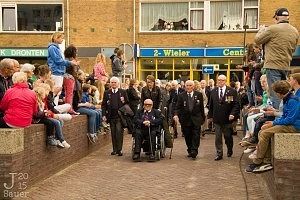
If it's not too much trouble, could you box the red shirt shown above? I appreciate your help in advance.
[0,82,37,128]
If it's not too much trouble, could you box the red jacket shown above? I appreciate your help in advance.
[0,82,37,128]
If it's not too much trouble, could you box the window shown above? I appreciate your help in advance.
[1,3,63,32]
[140,0,259,32]
[210,0,258,31]
[2,7,16,31]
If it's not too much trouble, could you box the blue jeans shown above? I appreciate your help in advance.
[77,107,98,134]
[48,118,64,142]
[265,69,287,109]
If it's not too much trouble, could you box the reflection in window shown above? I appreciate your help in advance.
[17,4,63,31]
[2,7,16,31]
[2,4,63,31]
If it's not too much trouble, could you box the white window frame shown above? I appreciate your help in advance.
[139,0,260,33]
[0,2,64,33]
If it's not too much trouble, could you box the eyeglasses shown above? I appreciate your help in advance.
[144,104,153,106]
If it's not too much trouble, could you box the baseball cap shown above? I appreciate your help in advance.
[273,8,289,18]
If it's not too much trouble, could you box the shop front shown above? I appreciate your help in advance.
[138,47,245,83]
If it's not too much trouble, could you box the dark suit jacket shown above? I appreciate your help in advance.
[175,91,205,127]
[141,86,162,110]
[168,88,184,115]
[208,86,240,124]
[134,108,163,132]
[102,88,129,121]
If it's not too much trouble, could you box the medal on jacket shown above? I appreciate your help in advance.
[184,101,186,107]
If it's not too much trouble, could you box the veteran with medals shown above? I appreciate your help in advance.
[207,75,240,161]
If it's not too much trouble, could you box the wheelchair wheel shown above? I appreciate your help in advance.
[160,129,166,158]
[155,149,161,161]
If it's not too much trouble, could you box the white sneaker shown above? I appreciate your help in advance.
[244,147,256,154]
[62,141,71,149]
[249,150,257,159]
[56,140,65,148]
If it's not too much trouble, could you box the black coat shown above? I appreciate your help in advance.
[168,88,184,115]
[102,88,129,121]
[141,86,162,110]
[208,86,240,124]
[127,86,140,115]
[175,91,205,128]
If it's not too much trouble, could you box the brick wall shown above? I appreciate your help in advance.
[0,115,110,199]
[274,159,300,200]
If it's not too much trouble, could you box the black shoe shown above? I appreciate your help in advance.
[187,153,192,158]
[132,153,141,162]
[148,154,155,162]
[111,151,116,155]
[117,151,123,156]
[227,150,233,157]
[190,150,197,159]
[214,155,223,161]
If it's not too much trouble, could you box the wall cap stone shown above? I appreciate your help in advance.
[0,128,24,154]
[274,133,300,160]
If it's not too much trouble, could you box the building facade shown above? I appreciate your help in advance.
[0,0,299,82]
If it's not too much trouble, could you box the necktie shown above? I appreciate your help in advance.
[188,93,193,111]
[219,88,223,100]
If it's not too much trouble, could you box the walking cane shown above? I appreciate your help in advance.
[169,119,176,159]
[148,125,154,158]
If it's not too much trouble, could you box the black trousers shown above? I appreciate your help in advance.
[110,118,124,153]
[134,127,156,154]
[181,125,201,154]
[214,123,233,156]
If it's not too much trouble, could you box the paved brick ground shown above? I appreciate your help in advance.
[15,132,273,200]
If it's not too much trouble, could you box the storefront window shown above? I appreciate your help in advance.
[157,58,173,70]
[174,58,190,70]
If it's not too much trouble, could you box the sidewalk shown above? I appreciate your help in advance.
[15,132,272,200]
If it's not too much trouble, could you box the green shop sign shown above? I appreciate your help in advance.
[0,48,48,57]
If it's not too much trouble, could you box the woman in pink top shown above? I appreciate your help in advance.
[94,53,109,102]
[0,72,37,128]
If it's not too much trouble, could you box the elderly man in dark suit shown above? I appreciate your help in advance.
[168,80,184,138]
[102,76,129,156]
[132,99,163,162]
[174,80,205,159]
[208,75,240,161]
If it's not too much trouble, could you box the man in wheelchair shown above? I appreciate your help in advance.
[132,99,163,162]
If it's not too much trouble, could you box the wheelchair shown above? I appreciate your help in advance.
[131,125,166,161]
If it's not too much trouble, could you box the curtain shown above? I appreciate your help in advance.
[191,10,203,30]
[245,9,258,29]
[210,1,242,30]
[141,2,188,31]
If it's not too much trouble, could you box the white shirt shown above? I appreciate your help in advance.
[187,91,194,98]
[112,88,119,93]
[218,86,226,98]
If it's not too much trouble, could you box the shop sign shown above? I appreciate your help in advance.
[206,48,244,57]
[140,48,204,57]
[0,49,48,57]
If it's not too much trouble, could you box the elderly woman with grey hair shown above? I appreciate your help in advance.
[0,72,38,128]
[20,63,35,89]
